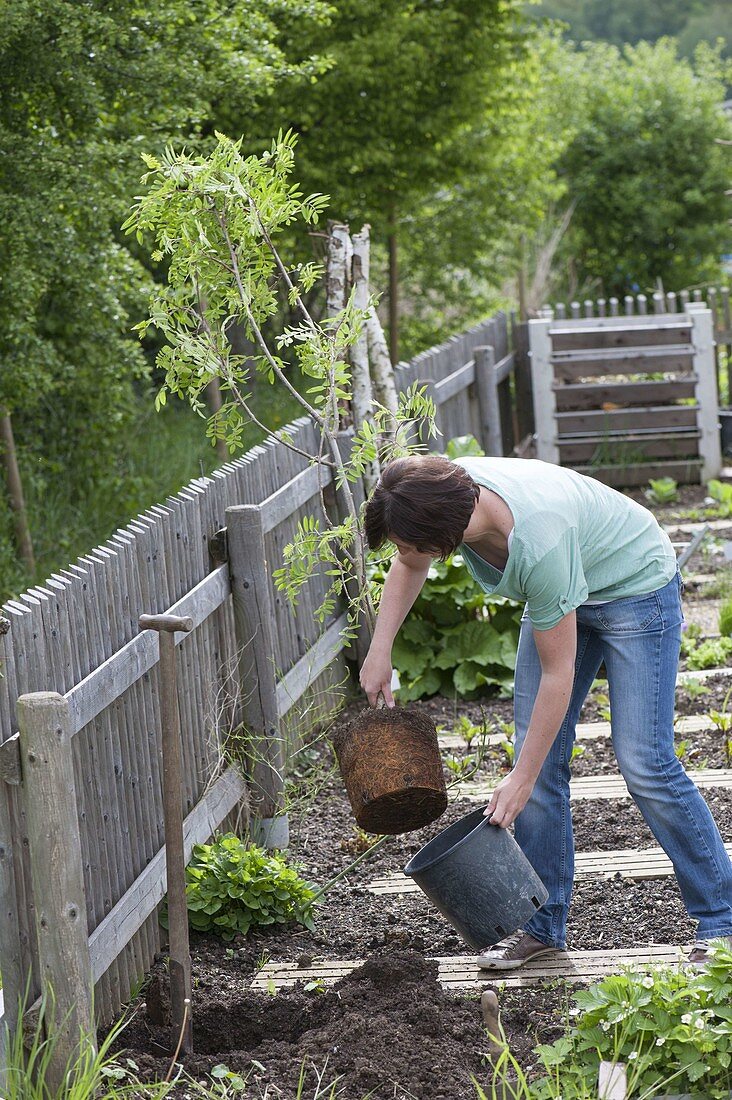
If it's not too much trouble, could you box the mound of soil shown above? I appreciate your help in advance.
[122,947,496,1100]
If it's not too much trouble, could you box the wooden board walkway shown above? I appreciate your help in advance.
[251,944,688,992]
[438,713,712,750]
[457,767,732,803]
[364,841,732,897]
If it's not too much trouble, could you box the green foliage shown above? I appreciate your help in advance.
[720,599,732,638]
[707,479,732,518]
[644,477,679,506]
[684,635,732,671]
[535,0,711,49]
[180,834,316,941]
[550,38,731,295]
[0,0,329,598]
[385,555,521,701]
[128,130,439,639]
[2,989,170,1099]
[532,940,732,1098]
[444,435,485,461]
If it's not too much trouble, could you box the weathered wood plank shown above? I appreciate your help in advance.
[432,360,475,404]
[260,463,332,535]
[551,323,692,352]
[556,406,698,435]
[63,565,229,737]
[251,944,687,993]
[551,346,694,380]
[88,766,246,983]
[459,768,732,802]
[276,613,348,718]
[554,376,697,411]
[575,460,704,487]
[559,433,700,463]
[18,693,95,1086]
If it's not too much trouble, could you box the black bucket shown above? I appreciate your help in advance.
[403,807,548,950]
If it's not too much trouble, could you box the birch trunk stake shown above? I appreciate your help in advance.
[326,222,351,317]
[366,309,399,417]
[351,226,380,495]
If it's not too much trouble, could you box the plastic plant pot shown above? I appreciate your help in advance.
[404,806,548,950]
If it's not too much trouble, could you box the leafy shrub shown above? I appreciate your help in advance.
[532,940,732,1099]
[720,599,732,638]
[178,834,316,940]
[644,476,679,505]
[444,434,484,460]
[385,555,522,701]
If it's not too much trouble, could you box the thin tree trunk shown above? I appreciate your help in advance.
[326,221,351,317]
[366,309,398,416]
[388,206,399,364]
[204,377,229,462]
[351,226,380,495]
[0,411,35,575]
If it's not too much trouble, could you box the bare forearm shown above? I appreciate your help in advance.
[514,667,574,783]
[371,557,430,652]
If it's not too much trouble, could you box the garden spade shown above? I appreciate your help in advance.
[139,612,194,1054]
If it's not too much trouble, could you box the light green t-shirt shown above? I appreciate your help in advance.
[456,457,677,631]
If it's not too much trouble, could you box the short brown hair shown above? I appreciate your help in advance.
[365,455,480,558]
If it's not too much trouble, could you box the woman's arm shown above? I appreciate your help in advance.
[360,547,433,706]
[485,611,577,827]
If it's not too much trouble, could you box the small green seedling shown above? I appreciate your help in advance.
[674,739,688,761]
[644,477,679,505]
[570,743,585,763]
[682,678,708,700]
[303,977,327,994]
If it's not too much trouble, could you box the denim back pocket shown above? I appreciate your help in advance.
[594,591,662,632]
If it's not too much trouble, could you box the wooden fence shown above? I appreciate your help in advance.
[0,314,518,1058]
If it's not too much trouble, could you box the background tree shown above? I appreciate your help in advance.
[0,0,329,598]
[252,0,528,361]
[546,39,732,298]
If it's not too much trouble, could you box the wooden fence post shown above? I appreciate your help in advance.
[226,505,288,849]
[17,692,94,1090]
[688,304,723,482]
[528,318,559,464]
[474,345,503,457]
[511,319,534,443]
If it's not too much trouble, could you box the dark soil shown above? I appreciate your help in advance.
[110,485,732,1099]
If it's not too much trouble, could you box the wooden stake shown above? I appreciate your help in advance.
[138,613,194,1054]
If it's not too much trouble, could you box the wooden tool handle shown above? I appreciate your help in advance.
[138,614,194,633]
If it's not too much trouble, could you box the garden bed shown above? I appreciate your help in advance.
[110,487,732,1099]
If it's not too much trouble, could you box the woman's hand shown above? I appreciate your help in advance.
[483,770,535,829]
[360,648,395,707]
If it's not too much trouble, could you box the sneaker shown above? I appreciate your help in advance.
[476,932,560,971]
[686,936,732,967]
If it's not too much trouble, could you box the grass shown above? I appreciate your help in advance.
[0,381,302,604]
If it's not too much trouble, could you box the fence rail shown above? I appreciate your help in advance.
[0,313,517,1058]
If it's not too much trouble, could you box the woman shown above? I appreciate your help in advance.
[360,453,732,969]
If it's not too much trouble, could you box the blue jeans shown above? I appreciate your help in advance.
[514,570,732,948]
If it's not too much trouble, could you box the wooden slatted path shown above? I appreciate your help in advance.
[457,768,732,803]
[251,945,688,992]
[364,841,732,896]
[437,713,712,750]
